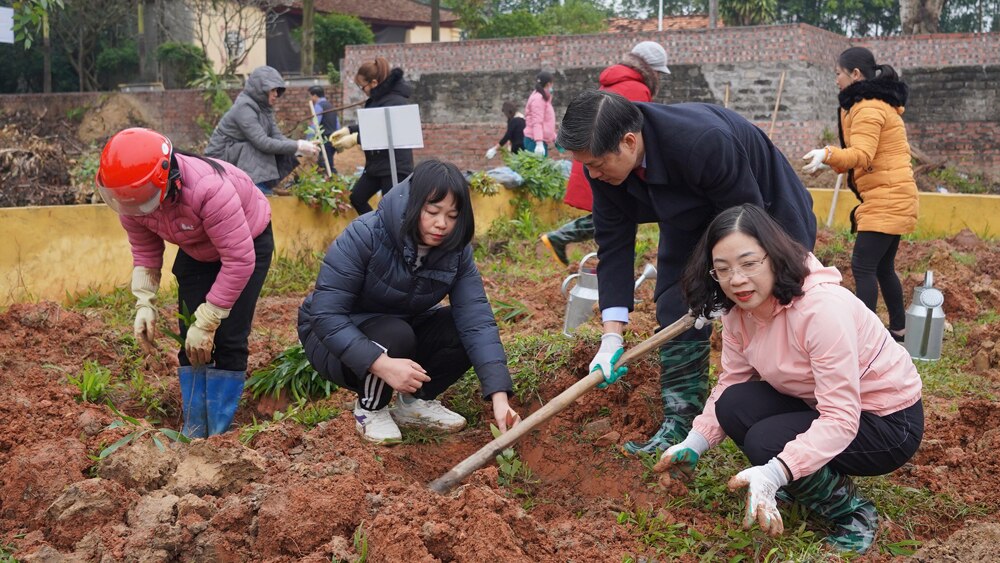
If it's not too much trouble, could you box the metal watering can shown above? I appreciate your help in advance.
[903,271,946,361]
[560,253,657,337]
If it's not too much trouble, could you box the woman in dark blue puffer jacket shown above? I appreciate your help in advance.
[298,159,521,444]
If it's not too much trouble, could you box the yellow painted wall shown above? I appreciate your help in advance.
[406,26,462,43]
[810,188,1000,238]
[0,190,562,306]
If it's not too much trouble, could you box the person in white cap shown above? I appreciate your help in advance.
[540,41,671,267]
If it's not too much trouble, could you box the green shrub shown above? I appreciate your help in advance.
[290,165,355,215]
[468,171,502,196]
[157,42,209,88]
[502,151,566,200]
[245,344,335,403]
[67,361,113,403]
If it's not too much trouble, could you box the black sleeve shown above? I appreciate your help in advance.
[499,118,515,146]
[686,128,765,211]
[590,178,638,312]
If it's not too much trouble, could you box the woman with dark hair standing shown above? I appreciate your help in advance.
[485,100,526,158]
[97,127,273,439]
[523,71,556,156]
[330,57,415,215]
[541,41,669,266]
[802,47,918,342]
[297,159,521,445]
[656,204,923,554]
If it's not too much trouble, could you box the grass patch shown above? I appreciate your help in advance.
[261,250,322,297]
[66,285,138,328]
[915,355,996,399]
[239,399,341,445]
[63,360,113,403]
[440,369,484,427]
[504,331,574,403]
[401,427,446,445]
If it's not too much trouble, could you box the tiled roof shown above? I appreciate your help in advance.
[605,15,720,32]
[310,0,459,26]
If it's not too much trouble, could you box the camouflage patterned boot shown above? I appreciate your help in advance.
[540,214,595,266]
[783,465,879,554]
[623,340,710,456]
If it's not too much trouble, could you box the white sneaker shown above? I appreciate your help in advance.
[390,394,467,432]
[353,402,402,444]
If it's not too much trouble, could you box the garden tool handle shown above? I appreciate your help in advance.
[561,273,580,297]
[428,313,697,494]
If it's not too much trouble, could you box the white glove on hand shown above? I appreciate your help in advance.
[485,146,498,159]
[131,266,161,355]
[332,132,359,152]
[654,429,710,480]
[801,148,829,174]
[533,143,546,156]
[296,139,319,157]
[328,126,351,142]
[589,333,628,388]
[185,301,231,367]
[727,458,789,537]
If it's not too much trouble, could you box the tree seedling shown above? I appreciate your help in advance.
[162,301,196,346]
[98,402,190,459]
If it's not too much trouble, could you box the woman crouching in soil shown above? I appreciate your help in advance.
[297,159,521,445]
[96,127,273,439]
[655,204,923,554]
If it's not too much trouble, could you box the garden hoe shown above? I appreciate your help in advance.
[428,312,697,494]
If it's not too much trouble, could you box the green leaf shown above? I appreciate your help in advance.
[99,433,136,459]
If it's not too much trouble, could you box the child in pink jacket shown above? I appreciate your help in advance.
[97,128,273,440]
[523,71,556,156]
[656,204,922,555]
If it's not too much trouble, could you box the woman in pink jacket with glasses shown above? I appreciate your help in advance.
[657,203,922,555]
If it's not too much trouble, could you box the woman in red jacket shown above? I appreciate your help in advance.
[540,41,670,266]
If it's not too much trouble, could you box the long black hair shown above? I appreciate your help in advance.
[838,47,899,82]
[167,147,226,199]
[682,204,809,317]
[534,71,553,102]
[401,159,474,253]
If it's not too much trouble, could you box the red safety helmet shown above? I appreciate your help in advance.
[95,128,173,216]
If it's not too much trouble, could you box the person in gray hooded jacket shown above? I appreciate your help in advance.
[297,159,521,445]
[206,65,318,195]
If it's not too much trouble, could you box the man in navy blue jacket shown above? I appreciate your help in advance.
[557,90,817,456]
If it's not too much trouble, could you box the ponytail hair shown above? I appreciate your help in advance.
[356,57,391,85]
[838,47,899,81]
[534,71,553,102]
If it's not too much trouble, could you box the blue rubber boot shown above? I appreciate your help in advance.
[205,368,246,436]
[179,365,208,439]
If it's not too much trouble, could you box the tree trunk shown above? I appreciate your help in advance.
[900,0,945,34]
[301,0,314,74]
[431,0,440,41]
[42,11,51,93]
[709,0,718,28]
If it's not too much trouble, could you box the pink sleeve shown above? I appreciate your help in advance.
[198,174,257,309]
[777,304,863,479]
[692,315,757,447]
[120,216,165,269]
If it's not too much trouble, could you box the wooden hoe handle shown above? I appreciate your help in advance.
[428,313,698,494]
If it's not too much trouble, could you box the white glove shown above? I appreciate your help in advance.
[654,429,710,480]
[533,143,546,156]
[296,140,319,157]
[131,266,161,355]
[589,333,628,388]
[692,308,723,330]
[328,126,351,142]
[485,146,498,159]
[727,458,789,537]
[801,148,829,174]
[185,301,231,367]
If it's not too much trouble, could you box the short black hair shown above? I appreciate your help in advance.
[308,85,325,97]
[401,159,474,253]
[557,90,643,157]
[682,204,809,317]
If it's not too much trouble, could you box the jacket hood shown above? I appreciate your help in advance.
[376,177,413,253]
[838,76,908,111]
[599,64,644,89]
[369,67,412,101]
[800,253,843,293]
[244,66,287,108]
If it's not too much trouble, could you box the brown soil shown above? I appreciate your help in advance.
[2,230,999,561]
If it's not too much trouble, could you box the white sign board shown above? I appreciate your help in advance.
[357,105,424,151]
[0,7,14,45]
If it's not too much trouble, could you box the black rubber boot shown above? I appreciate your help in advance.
[623,340,710,456]
[540,214,595,266]
[783,465,879,554]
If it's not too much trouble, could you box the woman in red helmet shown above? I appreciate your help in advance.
[96,127,273,439]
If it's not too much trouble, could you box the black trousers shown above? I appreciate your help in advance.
[173,223,274,371]
[852,231,905,332]
[303,307,471,410]
[655,222,712,341]
[715,381,923,477]
[350,172,396,215]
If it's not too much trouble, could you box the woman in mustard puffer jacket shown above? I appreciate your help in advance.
[802,47,918,342]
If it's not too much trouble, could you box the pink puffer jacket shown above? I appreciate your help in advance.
[120,154,271,309]
[524,90,556,143]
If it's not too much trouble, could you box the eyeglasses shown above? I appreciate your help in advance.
[709,255,768,282]
[355,80,372,93]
